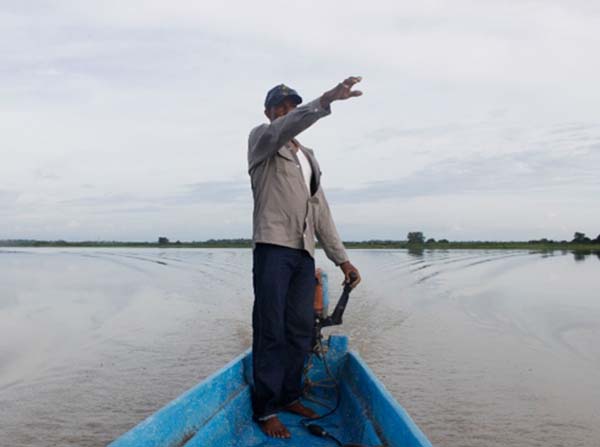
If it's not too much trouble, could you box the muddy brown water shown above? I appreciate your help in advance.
[1,248,599,446]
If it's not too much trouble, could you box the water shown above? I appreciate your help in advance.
[0,248,598,446]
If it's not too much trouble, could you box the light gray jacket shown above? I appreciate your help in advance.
[247,98,348,265]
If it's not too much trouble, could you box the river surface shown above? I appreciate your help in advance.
[0,248,599,447]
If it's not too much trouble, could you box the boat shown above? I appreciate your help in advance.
[109,274,433,447]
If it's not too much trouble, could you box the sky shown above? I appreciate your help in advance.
[1,0,599,242]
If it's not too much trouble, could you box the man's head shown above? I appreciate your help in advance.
[264,84,302,122]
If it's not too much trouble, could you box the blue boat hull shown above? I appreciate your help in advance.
[109,336,432,447]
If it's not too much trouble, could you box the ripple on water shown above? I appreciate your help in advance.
[0,248,599,447]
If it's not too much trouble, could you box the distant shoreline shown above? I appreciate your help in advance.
[2,239,599,251]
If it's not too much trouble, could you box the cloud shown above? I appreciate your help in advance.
[4,1,600,91]
[329,126,600,203]
[60,193,140,207]
[59,180,251,210]
[0,190,19,208]
[172,181,251,205]
[362,124,463,145]
[34,169,60,180]
[1,1,599,240]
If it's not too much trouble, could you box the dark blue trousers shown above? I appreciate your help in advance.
[252,243,316,419]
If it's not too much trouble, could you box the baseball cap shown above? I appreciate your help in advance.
[264,84,303,109]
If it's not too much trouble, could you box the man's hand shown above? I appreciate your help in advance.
[340,261,361,289]
[320,76,363,109]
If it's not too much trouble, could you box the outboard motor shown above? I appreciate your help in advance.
[312,269,357,354]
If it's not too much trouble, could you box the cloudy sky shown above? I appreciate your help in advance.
[2,0,599,242]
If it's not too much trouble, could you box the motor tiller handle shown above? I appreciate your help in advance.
[323,271,357,327]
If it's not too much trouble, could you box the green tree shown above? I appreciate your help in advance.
[407,231,425,245]
[572,232,586,243]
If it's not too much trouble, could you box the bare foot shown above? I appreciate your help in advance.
[258,416,291,439]
[284,401,319,418]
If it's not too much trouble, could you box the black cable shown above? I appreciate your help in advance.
[302,338,372,447]
[305,423,343,445]
[301,338,341,425]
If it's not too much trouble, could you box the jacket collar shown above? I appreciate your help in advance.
[277,144,296,161]
[279,140,321,195]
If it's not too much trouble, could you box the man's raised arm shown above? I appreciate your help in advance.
[248,76,363,172]
[248,99,331,172]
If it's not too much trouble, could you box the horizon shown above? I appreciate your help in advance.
[2,232,599,244]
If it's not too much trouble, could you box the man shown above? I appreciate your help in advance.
[248,76,363,438]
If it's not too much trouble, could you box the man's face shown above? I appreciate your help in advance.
[265,97,298,122]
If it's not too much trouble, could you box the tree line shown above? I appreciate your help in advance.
[2,232,599,248]
[403,231,600,246]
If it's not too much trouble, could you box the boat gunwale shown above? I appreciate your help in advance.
[108,349,251,447]
[344,350,433,447]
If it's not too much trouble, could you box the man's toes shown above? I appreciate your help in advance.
[274,426,289,438]
[259,416,291,439]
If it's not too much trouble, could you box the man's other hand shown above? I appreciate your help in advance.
[321,76,363,108]
[340,261,361,289]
